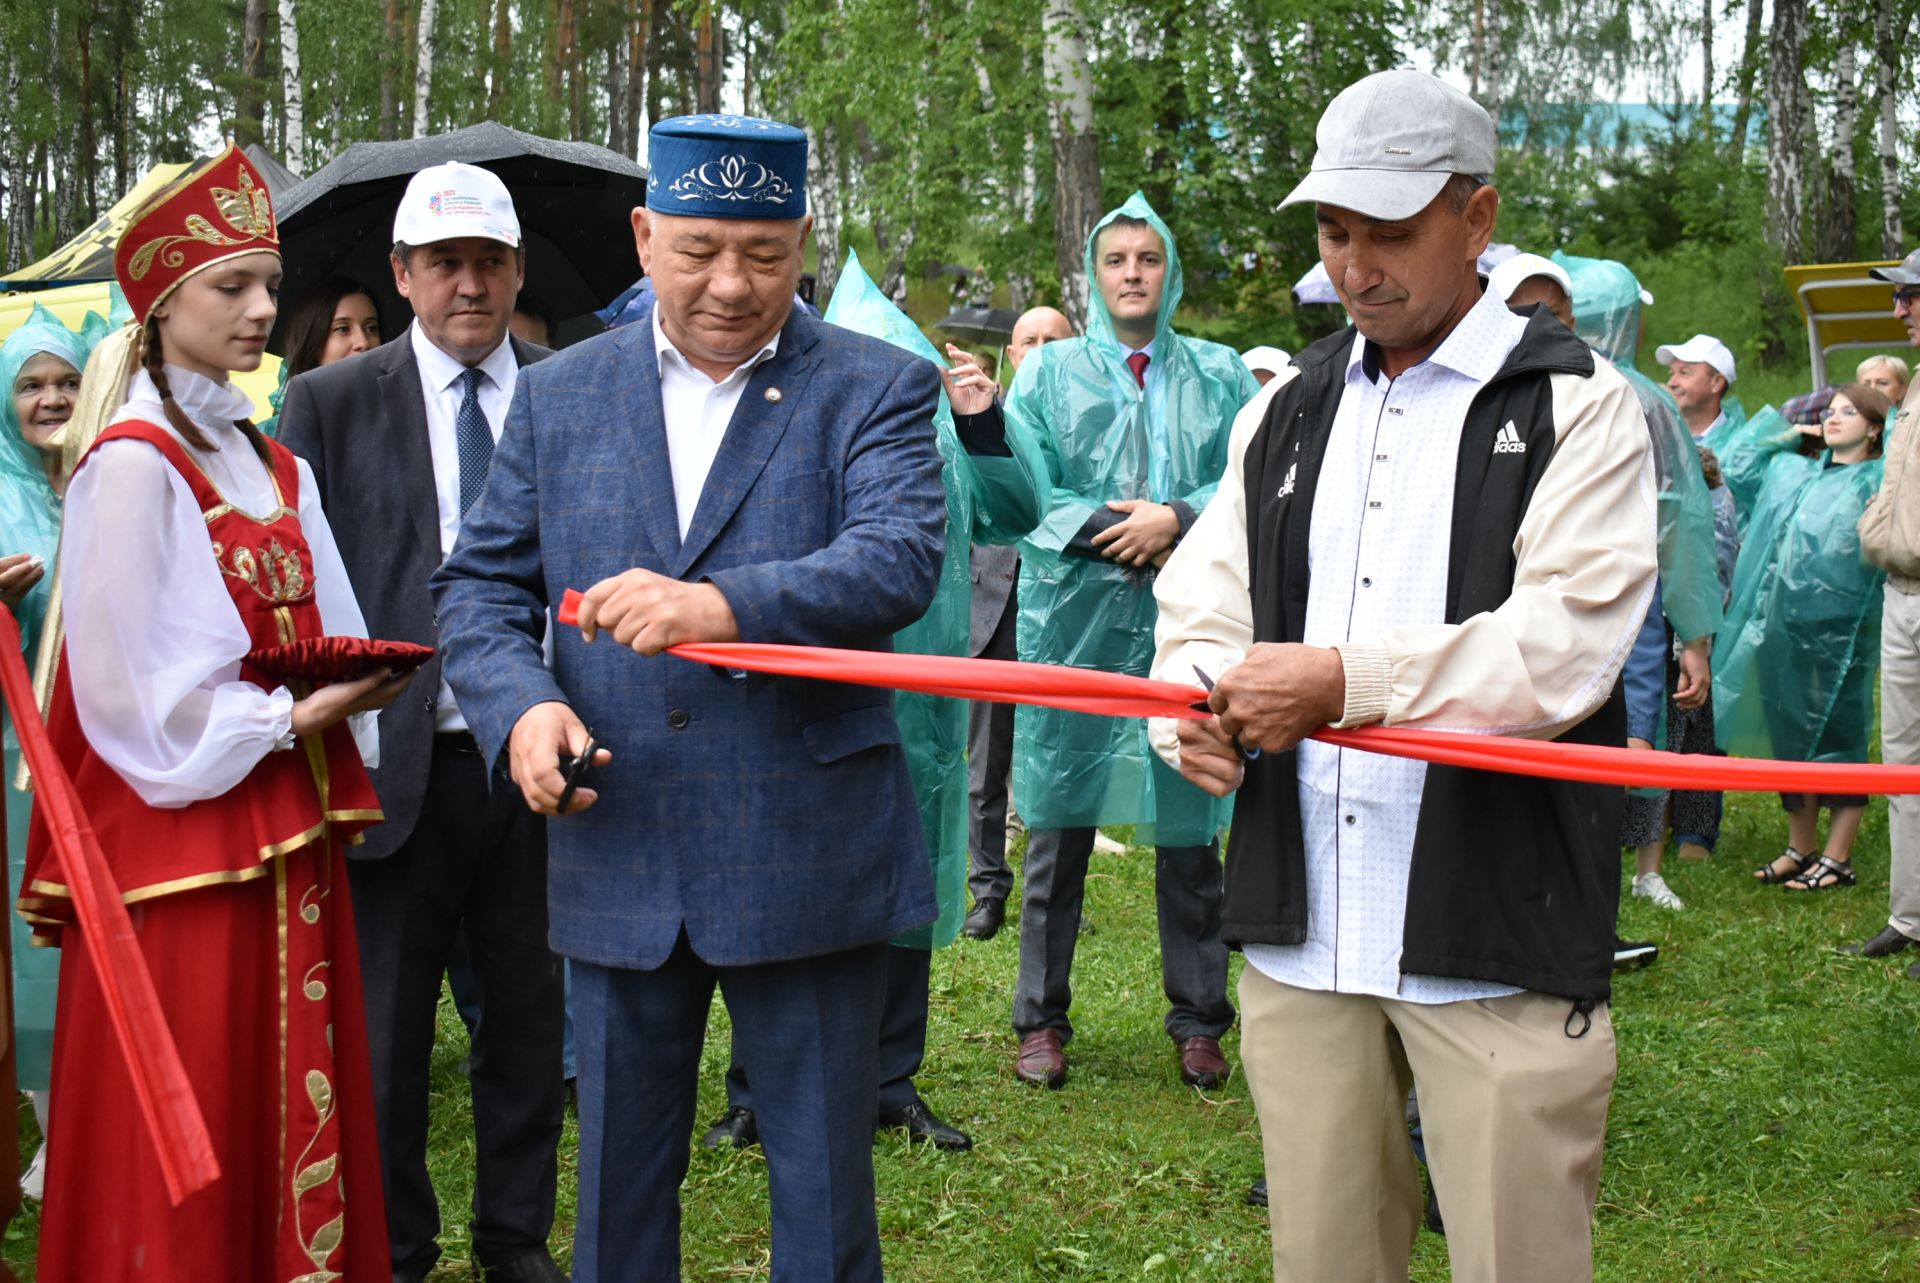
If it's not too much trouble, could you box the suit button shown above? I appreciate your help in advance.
[667,709,690,729]
[424,696,436,713]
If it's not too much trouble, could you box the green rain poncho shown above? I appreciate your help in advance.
[1711,416,1886,764]
[822,252,1046,948]
[1006,193,1259,844]
[0,302,91,1092]
[1556,253,1724,645]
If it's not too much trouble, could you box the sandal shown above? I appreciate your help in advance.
[1783,854,1857,892]
[1754,846,1814,883]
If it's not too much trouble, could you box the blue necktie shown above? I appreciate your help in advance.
[455,367,493,518]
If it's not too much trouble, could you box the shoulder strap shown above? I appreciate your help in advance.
[80,419,224,512]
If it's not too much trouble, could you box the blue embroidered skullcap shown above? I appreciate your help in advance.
[646,115,808,220]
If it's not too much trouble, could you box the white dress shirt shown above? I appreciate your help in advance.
[653,307,782,539]
[1243,289,1535,1003]
[411,322,519,732]
[64,366,377,807]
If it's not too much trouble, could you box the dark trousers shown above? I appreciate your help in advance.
[966,596,1018,904]
[1014,826,1233,1044]
[573,935,889,1283]
[348,736,565,1275]
[727,942,932,1116]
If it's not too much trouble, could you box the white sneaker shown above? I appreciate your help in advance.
[1632,871,1686,910]
[21,1140,45,1201]
[1092,831,1127,855]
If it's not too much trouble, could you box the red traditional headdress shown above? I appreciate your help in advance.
[114,141,280,323]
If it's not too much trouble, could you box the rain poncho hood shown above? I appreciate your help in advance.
[0,304,87,658]
[1004,193,1259,842]
[823,251,1045,948]
[1558,253,1723,645]
[1713,441,1886,764]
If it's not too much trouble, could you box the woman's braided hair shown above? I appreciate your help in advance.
[139,319,273,467]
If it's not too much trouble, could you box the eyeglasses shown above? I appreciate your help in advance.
[1829,405,1862,419]
[1893,287,1920,308]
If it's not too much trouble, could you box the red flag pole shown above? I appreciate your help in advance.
[0,608,218,1204]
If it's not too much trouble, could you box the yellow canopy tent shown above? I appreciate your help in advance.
[0,161,196,288]
[1784,260,1912,387]
[0,283,282,419]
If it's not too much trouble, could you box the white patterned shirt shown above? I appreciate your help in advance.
[1242,288,1530,1003]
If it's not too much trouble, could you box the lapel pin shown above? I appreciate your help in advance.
[764,386,783,403]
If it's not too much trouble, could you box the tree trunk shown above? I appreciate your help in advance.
[3,45,23,272]
[278,0,304,169]
[1701,0,1714,139]
[486,0,511,119]
[379,0,403,139]
[609,27,628,152]
[1877,0,1905,254]
[411,0,438,138]
[1730,0,1765,167]
[1820,30,1859,262]
[805,124,844,300]
[696,5,720,114]
[567,0,584,141]
[111,0,132,198]
[236,0,269,148]
[626,0,648,156]
[1764,0,1810,259]
[47,5,76,246]
[1043,0,1099,332]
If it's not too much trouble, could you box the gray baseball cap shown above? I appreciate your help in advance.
[1280,69,1497,221]
[1869,247,1920,285]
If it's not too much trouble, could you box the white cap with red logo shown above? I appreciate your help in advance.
[392,162,522,249]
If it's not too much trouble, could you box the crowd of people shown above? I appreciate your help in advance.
[1,64,1918,1283]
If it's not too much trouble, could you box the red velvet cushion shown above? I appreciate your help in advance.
[244,637,435,684]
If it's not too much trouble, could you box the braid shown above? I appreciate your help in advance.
[141,321,272,465]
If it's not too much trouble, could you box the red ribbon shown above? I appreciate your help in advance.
[556,588,1920,793]
[0,608,219,1204]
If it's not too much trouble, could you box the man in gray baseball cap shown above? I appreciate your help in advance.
[1149,67,1654,1283]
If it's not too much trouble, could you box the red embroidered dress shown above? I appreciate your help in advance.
[22,422,390,1281]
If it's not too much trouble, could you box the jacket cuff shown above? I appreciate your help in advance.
[1168,499,1197,538]
[1331,642,1391,727]
[953,405,1013,458]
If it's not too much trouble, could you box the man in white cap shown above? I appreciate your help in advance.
[1487,251,1575,329]
[1657,333,1738,440]
[278,162,566,1283]
[1149,68,1655,1282]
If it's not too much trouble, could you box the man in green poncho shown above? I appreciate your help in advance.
[700,253,1049,1152]
[1558,254,1724,913]
[999,193,1258,1090]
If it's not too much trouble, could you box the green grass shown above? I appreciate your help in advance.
[7,794,1920,1279]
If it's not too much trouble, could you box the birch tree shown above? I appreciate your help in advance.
[1876,0,1906,254]
[1764,0,1811,259]
[411,0,439,137]
[1817,20,1859,262]
[279,0,305,169]
[1043,0,1098,332]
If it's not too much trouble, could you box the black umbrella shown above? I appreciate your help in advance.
[269,121,648,353]
[934,306,1019,343]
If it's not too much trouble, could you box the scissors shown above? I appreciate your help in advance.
[555,730,600,816]
[1192,666,1261,761]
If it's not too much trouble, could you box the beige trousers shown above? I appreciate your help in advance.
[1239,966,1616,1283]
[1883,586,1920,939]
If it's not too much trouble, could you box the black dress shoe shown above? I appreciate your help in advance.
[1612,936,1658,971]
[1906,960,1920,981]
[1841,925,1920,957]
[480,1249,568,1283]
[700,1104,760,1150]
[1245,1176,1268,1207]
[877,1097,973,1150]
[962,896,1005,940]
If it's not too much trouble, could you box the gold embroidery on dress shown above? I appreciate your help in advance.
[212,537,312,604]
[126,165,277,282]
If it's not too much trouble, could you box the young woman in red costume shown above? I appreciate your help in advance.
[17,144,411,1280]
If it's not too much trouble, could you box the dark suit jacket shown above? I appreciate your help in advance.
[968,543,1018,656]
[276,331,552,861]
[428,307,948,970]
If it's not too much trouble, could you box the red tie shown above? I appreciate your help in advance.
[1126,351,1150,388]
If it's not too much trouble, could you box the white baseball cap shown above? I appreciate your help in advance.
[1279,70,1497,222]
[392,162,521,249]
[1488,253,1572,303]
[1655,334,1736,385]
[1241,345,1292,376]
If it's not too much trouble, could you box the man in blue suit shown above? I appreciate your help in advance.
[430,115,948,1282]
